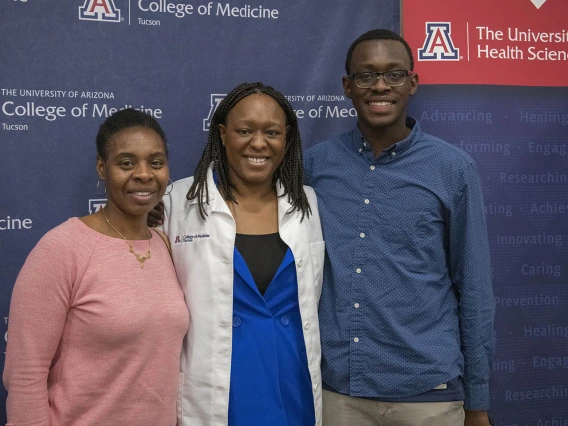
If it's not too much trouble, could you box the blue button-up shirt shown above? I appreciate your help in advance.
[304,118,494,410]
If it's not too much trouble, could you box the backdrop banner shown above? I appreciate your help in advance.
[1,1,567,424]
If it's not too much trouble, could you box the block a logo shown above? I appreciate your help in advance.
[89,199,107,214]
[203,94,226,131]
[79,0,121,23]
[418,23,460,61]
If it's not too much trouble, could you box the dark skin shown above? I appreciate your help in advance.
[148,94,288,233]
[218,94,287,234]
[147,200,164,227]
[342,39,418,156]
[345,39,490,426]
[87,127,169,239]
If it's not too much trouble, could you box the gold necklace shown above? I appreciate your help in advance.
[102,207,151,269]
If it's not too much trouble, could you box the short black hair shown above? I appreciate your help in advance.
[187,82,311,220]
[345,29,414,74]
[96,108,167,160]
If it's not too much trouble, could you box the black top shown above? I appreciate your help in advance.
[235,233,289,295]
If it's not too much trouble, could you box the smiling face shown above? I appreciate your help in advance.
[97,126,169,218]
[218,93,287,191]
[343,39,418,143]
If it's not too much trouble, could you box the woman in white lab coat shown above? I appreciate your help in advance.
[161,82,324,426]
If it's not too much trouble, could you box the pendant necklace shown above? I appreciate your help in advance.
[102,207,151,269]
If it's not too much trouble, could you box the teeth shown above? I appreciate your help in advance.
[370,101,392,107]
[247,157,267,163]
[133,192,151,196]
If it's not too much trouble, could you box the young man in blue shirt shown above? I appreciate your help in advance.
[304,29,494,426]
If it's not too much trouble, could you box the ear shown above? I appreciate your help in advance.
[409,72,419,96]
[96,156,105,180]
[218,124,226,146]
[342,76,352,99]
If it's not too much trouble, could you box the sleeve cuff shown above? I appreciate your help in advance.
[464,382,491,410]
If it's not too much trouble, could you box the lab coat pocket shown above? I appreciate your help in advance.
[309,241,325,300]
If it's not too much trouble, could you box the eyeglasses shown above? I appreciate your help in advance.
[347,70,415,88]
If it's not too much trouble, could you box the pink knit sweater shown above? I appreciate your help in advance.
[3,218,189,426]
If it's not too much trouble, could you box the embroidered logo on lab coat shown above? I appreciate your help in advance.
[174,233,211,244]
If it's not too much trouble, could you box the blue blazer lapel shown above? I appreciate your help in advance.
[233,246,260,294]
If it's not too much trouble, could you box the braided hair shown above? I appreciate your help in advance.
[187,82,311,220]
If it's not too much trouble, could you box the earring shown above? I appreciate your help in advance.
[164,178,174,196]
[97,179,107,197]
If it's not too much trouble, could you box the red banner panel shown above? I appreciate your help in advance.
[403,0,568,86]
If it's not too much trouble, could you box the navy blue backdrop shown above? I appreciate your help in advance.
[1,1,567,425]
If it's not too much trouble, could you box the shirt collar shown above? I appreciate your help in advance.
[351,117,421,157]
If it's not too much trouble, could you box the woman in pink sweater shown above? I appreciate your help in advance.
[3,109,189,426]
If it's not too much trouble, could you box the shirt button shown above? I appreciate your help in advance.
[370,165,375,170]
[364,199,370,204]
[356,268,361,274]
[232,316,241,328]
[304,322,310,330]
[354,337,359,343]
[281,315,290,326]
[359,148,362,153]
[360,233,365,238]
[354,303,360,308]
[363,142,367,146]
[297,259,303,268]
[313,383,319,391]
[391,151,397,156]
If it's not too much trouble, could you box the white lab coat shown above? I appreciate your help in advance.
[162,165,324,426]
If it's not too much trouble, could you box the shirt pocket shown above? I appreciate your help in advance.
[309,241,326,300]
[379,208,430,256]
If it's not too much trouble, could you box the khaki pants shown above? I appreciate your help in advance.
[323,389,465,426]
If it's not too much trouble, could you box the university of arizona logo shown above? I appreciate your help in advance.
[203,94,226,131]
[79,0,121,23]
[89,199,107,214]
[418,23,460,61]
